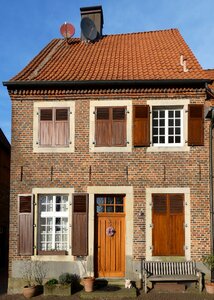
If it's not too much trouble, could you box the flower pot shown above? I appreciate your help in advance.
[22,286,37,298]
[205,282,214,294]
[83,277,95,292]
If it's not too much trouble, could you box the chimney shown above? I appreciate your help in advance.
[80,6,104,41]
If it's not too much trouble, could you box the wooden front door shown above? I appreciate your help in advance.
[95,195,125,277]
[152,194,185,256]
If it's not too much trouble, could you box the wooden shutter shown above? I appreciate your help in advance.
[72,194,88,256]
[55,108,69,146]
[40,109,53,146]
[188,104,204,146]
[95,107,111,146]
[133,105,150,146]
[112,107,126,146]
[18,195,34,255]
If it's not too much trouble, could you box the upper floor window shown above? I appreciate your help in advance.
[39,108,69,147]
[152,107,183,146]
[95,107,126,147]
[33,101,75,153]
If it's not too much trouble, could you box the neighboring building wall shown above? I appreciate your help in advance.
[8,88,210,291]
[0,129,10,269]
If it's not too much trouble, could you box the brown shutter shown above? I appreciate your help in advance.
[188,104,204,146]
[40,109,53,146]
[133,105,150,146]
[72,194,88,256]
[95,107,111,146]
[18,195,34,255]
[55,108,69,146]
[112,107,126,146]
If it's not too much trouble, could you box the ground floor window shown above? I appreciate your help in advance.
[39,194,69,251]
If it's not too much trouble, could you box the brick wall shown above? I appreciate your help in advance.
[8,89,211,274]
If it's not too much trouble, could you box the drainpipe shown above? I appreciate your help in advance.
[209,109,214,282]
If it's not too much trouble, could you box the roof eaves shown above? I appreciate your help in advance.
[3,79,212,90]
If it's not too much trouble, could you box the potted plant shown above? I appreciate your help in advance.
[203,255,214,294]
[81,257,95,292]
[44,273,79,296]
[22,261,47,298]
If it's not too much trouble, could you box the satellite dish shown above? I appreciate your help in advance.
[60,22,75,38]
[81,17,98,41]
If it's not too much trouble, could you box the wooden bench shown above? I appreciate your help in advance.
[142,261,202,293]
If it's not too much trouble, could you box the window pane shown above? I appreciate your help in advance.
[175,119,180,126]
[153,119,158,126]
[153,128,158,135]
[153,111,158,118]
[106,206,114,212]
[116,206,124,212]
[175,128,180,134]
[40,109,52,121]
[96,205,104,213]
[160,119,165,126]
[159,128,165,135]
[168,136,174,143]
[175,136,181,143]
[116,196,123,204]
[160,110,165,118]
[160,136,165,143]
[106,196,114,204]
[153,136,158,143]
[168,119,174,126]
[96,197,105,205]
[168,128,174,135]
[168,111,174,118]
[175,111,180,117]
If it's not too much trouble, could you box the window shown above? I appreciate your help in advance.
[152,107,183,146]
[95,107,126,147]
[39,108,69,147]
[95,194,125,213]
[33,101,75,153]
[38,195,69,252]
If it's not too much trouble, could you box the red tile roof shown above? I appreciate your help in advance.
[11,29,208,82]
[205,69,214,89]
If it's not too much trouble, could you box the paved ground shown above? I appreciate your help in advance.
[1,288,214,300]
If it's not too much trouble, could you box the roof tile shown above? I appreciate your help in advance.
[11,29,208,82]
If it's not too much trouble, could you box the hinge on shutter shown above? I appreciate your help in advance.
[126,141,129,144]
[149,202,153,207]
[93,140,96,145]
[183,245,188,250]
[150,223,154,228]
[93,110,97,115]
[125,109,129,114]
[183,223,188,228]
[150,246,153,250]
[70,111,72,114]
[33,224,36,227]
[69,141,72,144]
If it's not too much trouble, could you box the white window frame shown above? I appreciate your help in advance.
[89,100,132,152]
[33,101,75,153]
[152,107,183,147]
[38,194,69,252]
[32,187,74,261]
[147,99,190,153]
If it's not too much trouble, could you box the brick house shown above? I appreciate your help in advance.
[3,6,214,293]
[0,129,10,270]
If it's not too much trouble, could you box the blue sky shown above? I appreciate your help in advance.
[0,0,214,141]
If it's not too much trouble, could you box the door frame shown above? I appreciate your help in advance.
[87,186,133,277]
[146,187,191,261]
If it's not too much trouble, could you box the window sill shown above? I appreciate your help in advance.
[89,145,132,153]
[147,145,190,153]
[33,146,74,153]
[38,250,68,255]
